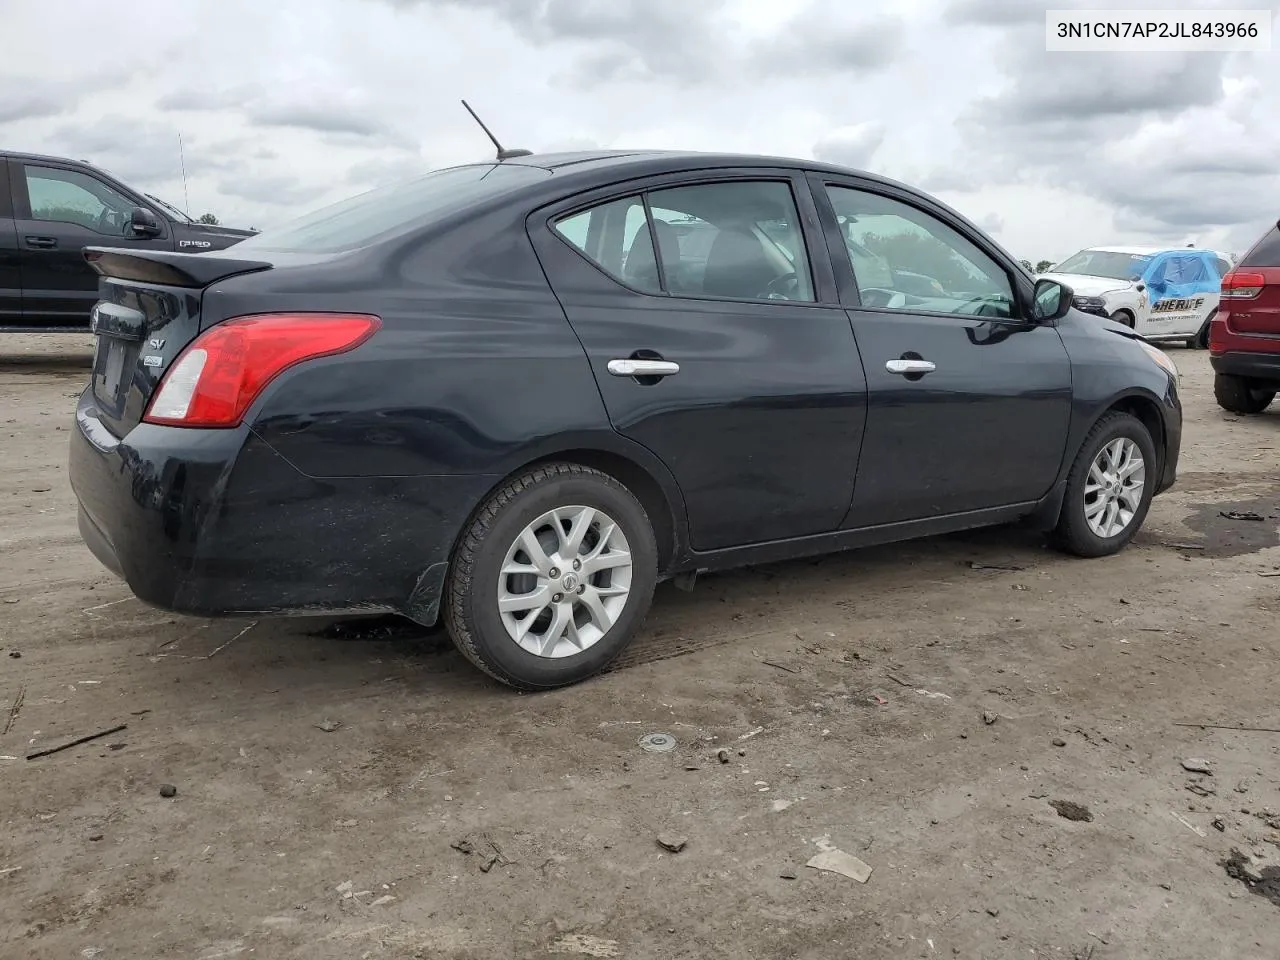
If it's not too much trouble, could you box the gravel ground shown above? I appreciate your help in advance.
[1,334,1278,960]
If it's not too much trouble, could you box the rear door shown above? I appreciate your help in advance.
[0,160,20,324]
[10,159,174,326]
[810,175,1073,527]
[529,170,867,552]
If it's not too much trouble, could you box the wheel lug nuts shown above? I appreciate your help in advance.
[572,559,581,570]
[577,585,585,594]
[553,593,563,603]
[549,568,559,578]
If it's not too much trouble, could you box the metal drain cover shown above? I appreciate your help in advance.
[639,732,676,753]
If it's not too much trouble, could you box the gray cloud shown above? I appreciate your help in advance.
[812,123,885,171]
[752,14,903,75]
[386,0,903,82]
[0,88,66,125]
[248,102,391,138]
[943,0,1060,27]
[217,173,330,207]
[988,52,1228,126]
[156,86,263,112]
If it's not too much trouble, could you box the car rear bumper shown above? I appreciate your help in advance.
[68,391,493,622]
[1211,349,1280,387]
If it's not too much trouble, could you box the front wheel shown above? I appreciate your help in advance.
[1214,374,1276,414]
[1110,309,1135,328]
[444,463,658,690]
[1054,412,1157,558]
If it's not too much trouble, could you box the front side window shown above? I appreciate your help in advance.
[24,165,134,235]
[825,185,1014,318]
[552,180,816,303]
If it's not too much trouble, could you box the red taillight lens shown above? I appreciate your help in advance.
[143,313,380,428]
[1221,271,1266,299]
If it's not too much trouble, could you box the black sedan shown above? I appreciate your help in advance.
[69,150,1183,690]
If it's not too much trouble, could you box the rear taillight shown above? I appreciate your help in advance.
[1220,271,1266,299]
[144,313,380,427]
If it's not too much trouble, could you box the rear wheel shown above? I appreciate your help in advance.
[444,463,658,690]
[1190,311,1215,349]
[1214,374,1276,414]
[1110,309,1135,328]
[1054,412,1156,558]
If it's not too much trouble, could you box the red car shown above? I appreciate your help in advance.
[1211,223,1280,413]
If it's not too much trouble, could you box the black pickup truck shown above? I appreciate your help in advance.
[0,151,256,331]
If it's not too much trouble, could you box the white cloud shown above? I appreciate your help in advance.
[1,0,1277,260]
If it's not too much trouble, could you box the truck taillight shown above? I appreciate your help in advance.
[1220,271,1266,299]
[143,313,380,428]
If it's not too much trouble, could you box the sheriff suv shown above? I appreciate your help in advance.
[0,151,256,331]
[1211,221,1280,414]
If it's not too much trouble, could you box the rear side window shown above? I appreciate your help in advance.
[1240,224,1280,267]
[553,180,816,303]
[237,163,551,254]
[555,195,660,294]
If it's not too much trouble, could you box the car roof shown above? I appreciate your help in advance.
[0,149,93,165]
[495,149,908,189]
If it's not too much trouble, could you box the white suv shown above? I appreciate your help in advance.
[1039,246,1231,347]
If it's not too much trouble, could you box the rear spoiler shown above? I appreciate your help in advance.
[83,247,273,288]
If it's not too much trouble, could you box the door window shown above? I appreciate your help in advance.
[554,195,661,294]
[1165,255,1207,284]
[553,180,815,303]
[824,185,1015,319]
[24,165,135,236]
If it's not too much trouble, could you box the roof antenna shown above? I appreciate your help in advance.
[460,99,532,161]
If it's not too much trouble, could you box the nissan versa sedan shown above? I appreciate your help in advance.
[68,150,1183,690]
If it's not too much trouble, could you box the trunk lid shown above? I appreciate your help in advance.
[83,247,273,438]
[1222,223,1280,337]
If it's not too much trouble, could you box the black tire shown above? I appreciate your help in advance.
[1110,309,1135,328]
[444,463,658,690]
[1190,311,1215,349]
[1214,374,1275,415]
[1054,412,1158,558]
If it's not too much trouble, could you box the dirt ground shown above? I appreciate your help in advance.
[1,334,1278,960]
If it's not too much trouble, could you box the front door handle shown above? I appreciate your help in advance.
[25,236,57,249]
[607,358,681,378]
[885,358,936,375]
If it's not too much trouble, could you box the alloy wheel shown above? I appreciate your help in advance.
[496,505,633,658]
[1083,438,1146,539]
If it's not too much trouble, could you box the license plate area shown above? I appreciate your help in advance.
[92,335,132,409]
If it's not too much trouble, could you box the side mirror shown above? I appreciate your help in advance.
[128,207,161,238]
[1032,278,1072,322]
[1135,282,1146,292]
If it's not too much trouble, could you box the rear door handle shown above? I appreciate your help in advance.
[885,358,936,375]
[25,236,57,249]
[607,358,681,378]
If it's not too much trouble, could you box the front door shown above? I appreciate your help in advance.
[9,159,173,326]
[811,177,1074,528]
[530,173,867,552]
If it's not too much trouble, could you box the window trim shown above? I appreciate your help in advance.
[807,172,1037,324]
[536,169,839,308]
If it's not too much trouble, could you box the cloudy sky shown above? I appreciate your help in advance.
[3,0,1277,261]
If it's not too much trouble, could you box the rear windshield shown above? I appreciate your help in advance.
[234,163,551,254]
[1240,224,1280,267]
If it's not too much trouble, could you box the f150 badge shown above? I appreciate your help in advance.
[178,239,212,248]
